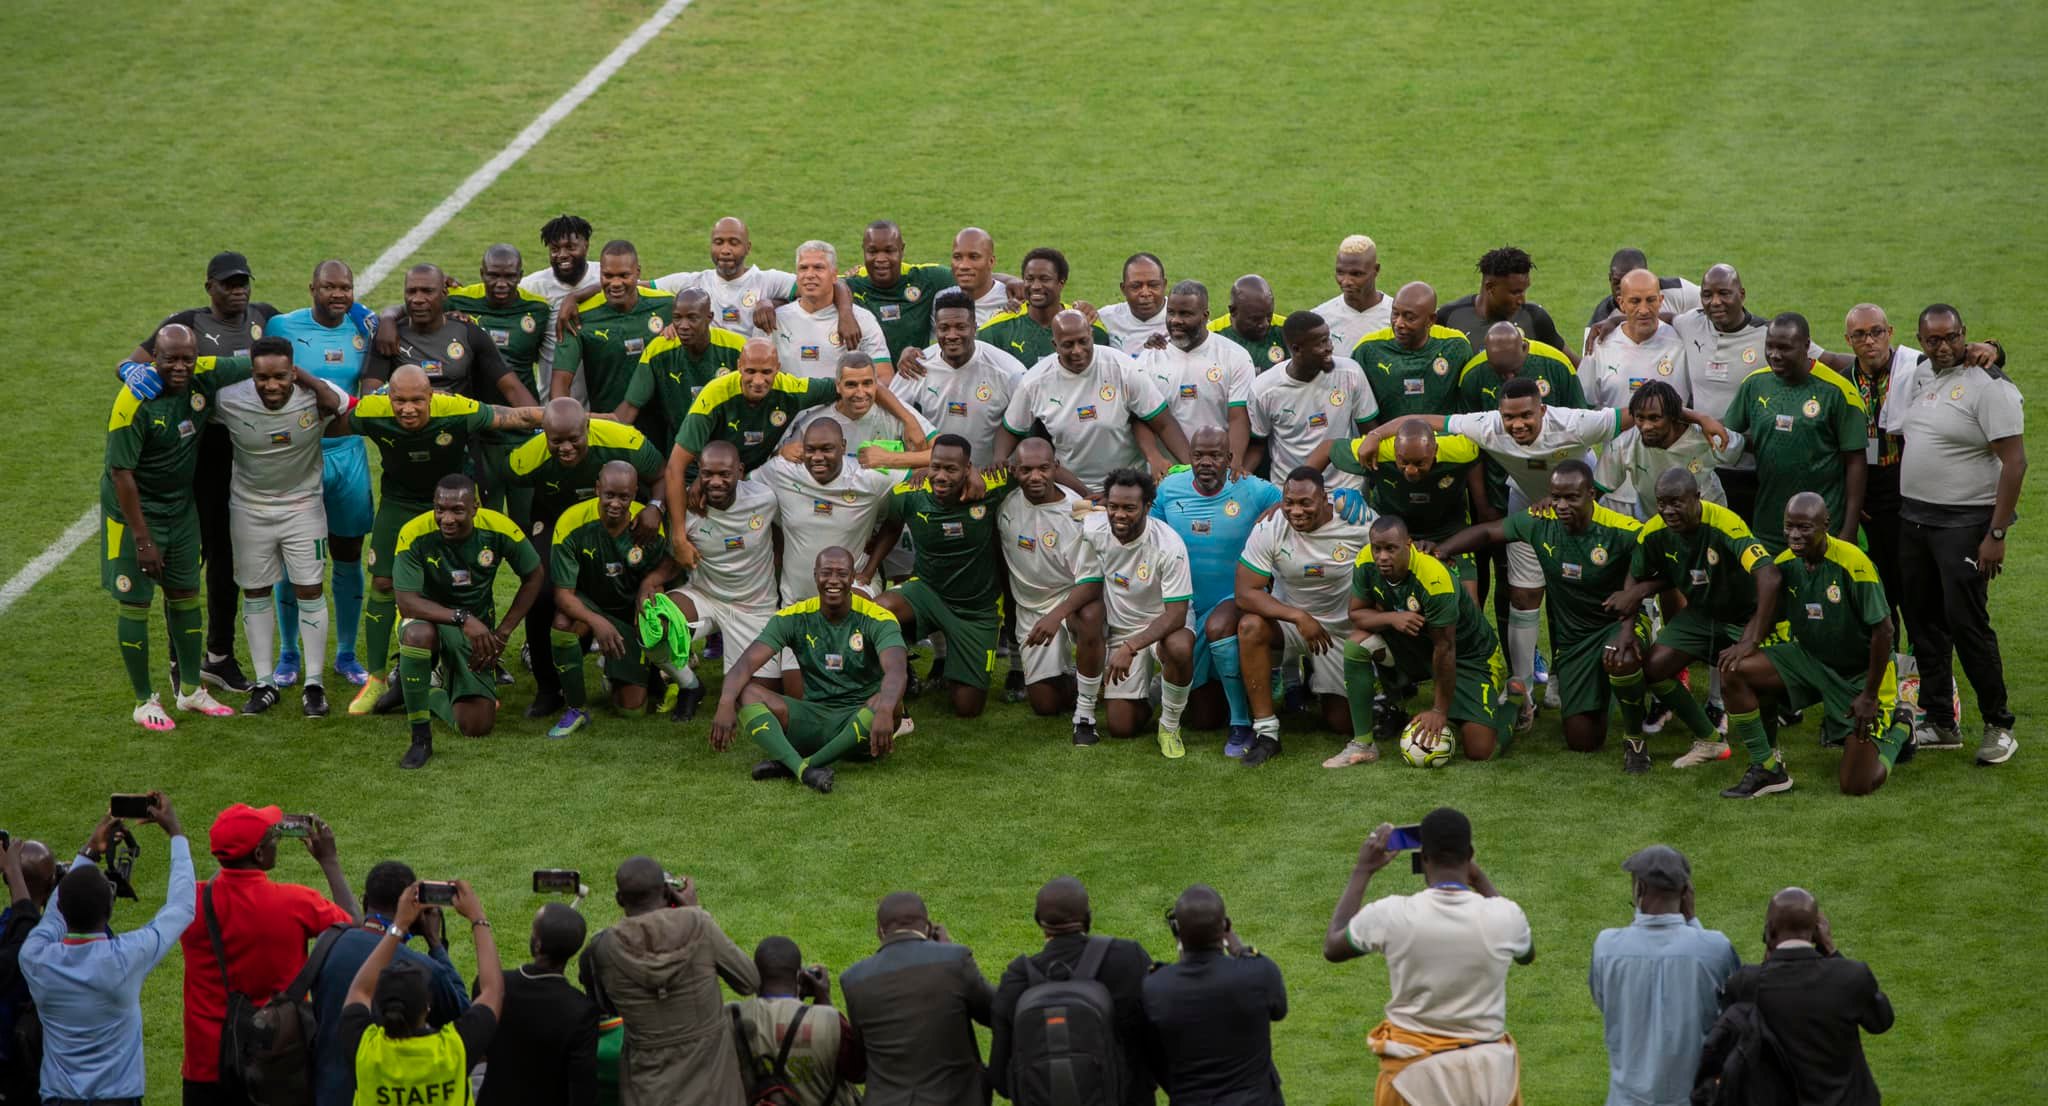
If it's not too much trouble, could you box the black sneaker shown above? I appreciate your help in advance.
[519,641,534,673]
[751,760,795,781]
[800,765,834,794]
[1623,738,1651,775]
[1241,735,1282,766]
[373,678,405,715]
[1704,702,1728,735]
[399,738,433,770]
[671,684,706,723]
[1775,707,1805,729]
[525,690,566,719]
[1720,761,1793,799]
[1642,703,1672,734]
[203,655,255,694]
[1003,668,1027,704]
[1072,720,1100,747]
[1371,695,1410,742]
[302,684,329,718]
[242,685,281,716]
[494,665,515,687]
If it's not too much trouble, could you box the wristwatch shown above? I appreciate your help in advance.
[449,608,470,627]
[384,923,406,940]
[1990,527,2008,541]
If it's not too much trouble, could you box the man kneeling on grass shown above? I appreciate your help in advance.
[707,547,909,794]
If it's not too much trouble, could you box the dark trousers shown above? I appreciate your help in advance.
[1863,508,1904,639]
[1717,466,1758,528]
[181,1079,234,1106]
[195,426,238,656]
[1899,516,2012,728]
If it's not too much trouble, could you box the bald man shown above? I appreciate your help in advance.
[651,216,797,336]
[666,439,784,690]
[948,226,1017,324]
[1578,269,1689,422]
[1437,245,1575,363]
[1584,247,1700,336]
[545,461,676,737]
[999,437,1094,715]
[1666,264,1794,519]
[1210,273,1289,370]
[1313,235,1393,357]
[996,309,1190,490]
[1353,281,1475,421]
[446,246,556,533]
[990,877,1157,1105]
[631,287,747,448]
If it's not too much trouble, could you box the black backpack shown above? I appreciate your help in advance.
[1692,998,1796,1106]
[1006,937,1124,1106]
[732,1001,846,1106]
[202,882,350,1106]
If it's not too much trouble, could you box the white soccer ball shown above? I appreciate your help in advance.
[1400,721,1456,768]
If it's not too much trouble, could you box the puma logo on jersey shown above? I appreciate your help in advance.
[591,329,610,341]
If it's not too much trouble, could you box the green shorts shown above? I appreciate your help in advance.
[1764,642,1897,743]
[586,605,650,688]
[896,578,1001,691]
[783,699,877,760]
[1655,609,1743,662]
[1391,644,1508,732]
[407,619,499,703]
[102,505,200,602]
[365,495,431,578]
[1552,616,1651,719]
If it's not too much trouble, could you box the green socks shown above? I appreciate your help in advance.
[119,604,153,701]
[552,629,587,708]
[363,584,397,670]
[1611,669,1645,734]
[398,643,453,729]
[166,595,204,695]
[1650,677,1715,739]
[740,702,804,774]
[811,708,877,769]
[1875,720,1909,768]
[1729,709,1779,768]
[1342,640,1379,737]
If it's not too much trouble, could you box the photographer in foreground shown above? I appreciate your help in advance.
[2,832,59,1104]
[476,903,601,1106]
[1324,808,1532,1106]
[1142,884,1286,1106]
[337,881,502,1106]
[728,937,862,1106]
[19,792,194,1105]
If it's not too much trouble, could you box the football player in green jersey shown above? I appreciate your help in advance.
[546,462,676,738]
[1718,493,1912,798]
[707,547,910,795]
[977,247,1111,365]
[1723,313,1868,554]
[632,289,746,447]
[850,220,975,360]
[1211,274,1288,372]
[1352,282,1474,422]
[551,240,673,436]
[391,475,546,769]
[448,244,554,530]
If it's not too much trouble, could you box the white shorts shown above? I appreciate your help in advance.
[1280,616,1350,695]
[673,588,780,677]
[1503,485,1543,589]
[1104,632,1158,700]
[1015,598,1072,686]
[231,504,328,589]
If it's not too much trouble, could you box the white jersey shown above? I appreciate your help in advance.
[1076,514,1194,637]
[1446,406,1621,501]
[217,379,334,515]
[892,341,1026,463]
[1671,309,1827,429]
[1238,509,1376,621]
[1313,293,1394,359]
[772,301,893,380]
[1097,301,1168,352]
[682,478,781,610]
[1579,321,1689,409]
[1003,348,1169,491]
[998,488,1094,611]
[791,401,934,451]
[1130,333,1255,436]
[519,264,603,390]
[1593,424,1746,515]
[652,265,796,336]
[756,456,897,602]
[959,281,1011,326]
[1246,361,1379,492]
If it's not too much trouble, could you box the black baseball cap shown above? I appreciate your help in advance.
[207,251,252,282]
[1621,844,1692,892]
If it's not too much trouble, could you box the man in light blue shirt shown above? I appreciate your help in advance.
[1589,844,1741,1106]
[19,793,195,1105]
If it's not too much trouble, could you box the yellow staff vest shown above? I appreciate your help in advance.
[352,1022,470,1106]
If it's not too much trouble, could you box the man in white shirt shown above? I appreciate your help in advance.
[1324,809,1532,1106]
[995,310,1191,492]
[949,226,1015,323]
[771,241,893,383]
[791,352,932,462]
[651,216,797,336]
[1584,247,1701,342]
[1095,253,1169,352]
[667,440,783,689]
[1245,311,1378,491]
[1594,380,1745,519]
[889,289,1026,464]
[1131,280,1255,474]
[755,419,899,607]
[1312,235,1393,358]
[518,214,599,397]
[1580,269,1691,412]
[998,438,1094,718]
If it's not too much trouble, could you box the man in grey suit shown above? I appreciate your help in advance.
[840,891,995,1106]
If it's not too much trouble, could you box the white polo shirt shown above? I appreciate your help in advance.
[1246,360,1378,492]
[1097,301,1168,352]
[1130,332,1255,437]
[1345,887,1532,1041]
[653,265,797,336]
[1003,348,1169,491]
[891,341,1026,463]
[771,301,893,381]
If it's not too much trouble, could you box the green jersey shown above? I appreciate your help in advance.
[1349,547,1497,675]
[101,355,251,516]
[553,287,674,415]
[1331,433,1481,542]
[978,307,1110,366]
[849,264,958,360]
[549,499,668,617]
[351,392,497,504]
[446,282,551,395]
[1455,343,1585,411]
[1723,365,1867,548]
[506,419,666,530]
[628,326,747,445]
[391,506,540,611]
[1502,505,1642,644]
[673,370,839,471]
[1209,313,1289,371]
[755,595,907,709]
[883,470,1019,610]
[1353,325,1474,421]
[1775,539,1888,676]
[1631,501,1772,625]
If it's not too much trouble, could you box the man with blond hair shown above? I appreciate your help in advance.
[1313,235,1393,357]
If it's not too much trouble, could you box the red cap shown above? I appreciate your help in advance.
[209,803,282,861]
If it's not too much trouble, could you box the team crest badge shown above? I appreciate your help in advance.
[1826,583,1842,603]
[251,323,264,339]
[851,630,865,651]
[1742,348,1758,364]
[1590,546,1608,565]
[828,331,843,347]
[1656,357,1673,376]
[1136,562,1151,581]
[366,549,377,566]
[1406,595,1421,612]
[970,505,987,520]
[189,392,207,411]
[1267,346,1283,363]
[1207,366,1222,382]
[1042,530,1058,549]
[1537,378,1551,396]
[477,548,495,567]
[520,314,537,333]
[648,316,662,334]
[298,410,317,429]
[741,291,760,308]
[1224,500,1241,517]
[1432,357,1449,376]
[1950,386,1965,400]
[1332,545,1354,564]
[435,432,454,446]
[1802,398,1821,418]
[1707,548,1720,565]
[905,286,922,303]
[116,574,132,593]
[749,514,765,530]
[769,410,788,426]
[975,383,993,401]
[1329,389,1346,406]
[1438,474,1455,489]
[353,334,367,351]
[447,341,466,360]
[1100,385,1117,402]
[532,521,545,535]
[626,546,644,566]
[842,491,858,504]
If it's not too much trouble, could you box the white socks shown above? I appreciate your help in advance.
[1074,672,1102,723]
[298,599,329,687]
[1159,679,1191,731]
[1508,606,1541,689]
[244,595,276,685]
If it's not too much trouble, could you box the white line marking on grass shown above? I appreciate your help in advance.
[2,0,694,618]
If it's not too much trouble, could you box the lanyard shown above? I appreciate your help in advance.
[1431,882,1470,892]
